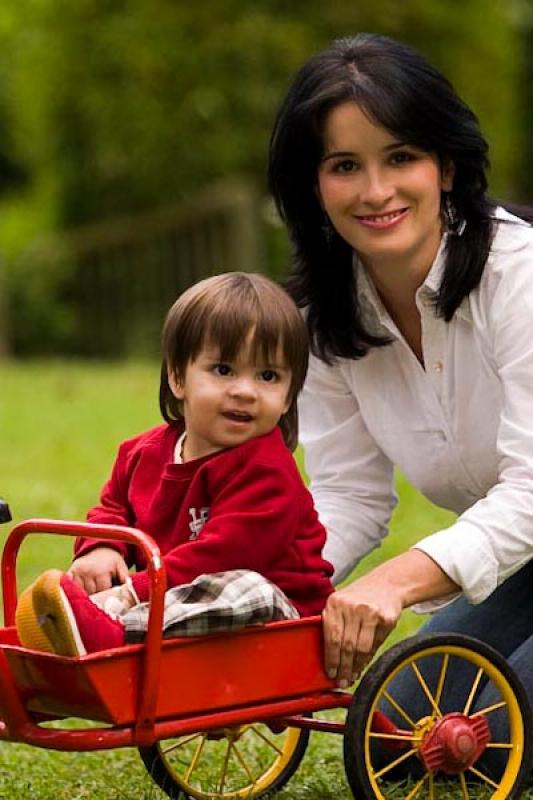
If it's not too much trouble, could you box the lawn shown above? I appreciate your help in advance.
[0,361,526,799]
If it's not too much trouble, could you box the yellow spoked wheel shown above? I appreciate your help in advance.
[138,722,309,799]
[343,633,533,800]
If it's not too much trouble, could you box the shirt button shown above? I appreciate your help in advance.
[432,361,443,373]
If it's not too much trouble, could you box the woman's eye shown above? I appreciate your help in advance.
[390,151,415,165]
[260,370,278,383]
[332,159,358,174]
[213,363,232,376]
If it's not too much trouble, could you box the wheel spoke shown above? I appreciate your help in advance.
[249,724,284,755]
[184,734,207,782]
[403,772,430,799]
[485,742,513,750]
[463,667,484,716]
[433,653,449,713]
[382,689,417,728]
[160,732,202,756]
[232,741,257,783]
[459,772,470,799]
[472,700,507,717]
[218,740,233,794]
[467,765,500,790]
[410,662,442,718]
[373,746,419,779]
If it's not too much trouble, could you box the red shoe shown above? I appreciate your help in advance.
[16,569,126,656]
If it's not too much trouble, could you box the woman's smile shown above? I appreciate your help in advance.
[354,208,410,229]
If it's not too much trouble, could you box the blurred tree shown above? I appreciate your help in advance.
[0,0,525,236]
[0,84,27,197]
[508,0,533,202]
[0,0,527,354]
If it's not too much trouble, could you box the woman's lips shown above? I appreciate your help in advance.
[354,208,409,229]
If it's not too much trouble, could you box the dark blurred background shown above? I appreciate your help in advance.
[0,0,531,358]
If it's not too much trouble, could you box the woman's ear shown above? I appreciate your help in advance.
[168,369,184,400]
[441,160,455,192]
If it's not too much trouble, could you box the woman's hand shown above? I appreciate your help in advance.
[322,550,459,687]
[323,573,402,687]
[68,547,129,594]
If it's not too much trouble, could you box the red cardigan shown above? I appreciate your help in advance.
[74,424,334,616]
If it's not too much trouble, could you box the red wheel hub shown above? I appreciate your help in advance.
[419,712,491,774]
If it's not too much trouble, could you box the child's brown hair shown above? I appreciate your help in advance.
[159,272,309,450]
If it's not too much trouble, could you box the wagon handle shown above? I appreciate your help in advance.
[1,519,166,744]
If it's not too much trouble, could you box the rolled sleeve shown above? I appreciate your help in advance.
[415,237,533,608]
[412,522,498,609]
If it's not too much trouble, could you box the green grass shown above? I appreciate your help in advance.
[0,361,527,799]
[0,359,162,587]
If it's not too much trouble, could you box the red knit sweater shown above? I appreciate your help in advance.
[74,423,334,616]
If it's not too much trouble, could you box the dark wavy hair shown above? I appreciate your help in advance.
[268,33,511,362]
[159,272,309,451]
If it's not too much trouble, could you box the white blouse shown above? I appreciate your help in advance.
[299,209,533,610]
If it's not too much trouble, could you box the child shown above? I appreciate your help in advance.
[16,272,334,655]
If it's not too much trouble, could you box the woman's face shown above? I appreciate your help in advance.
[317,101,454,280]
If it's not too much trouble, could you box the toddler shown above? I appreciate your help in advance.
[16,272,334,655]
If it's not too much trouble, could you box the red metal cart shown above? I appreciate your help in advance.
[0,519,531,799]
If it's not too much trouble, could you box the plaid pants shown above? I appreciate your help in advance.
[123,570,299,643]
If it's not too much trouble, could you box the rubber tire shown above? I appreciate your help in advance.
[139,722,310,800]
[343,632,533,800]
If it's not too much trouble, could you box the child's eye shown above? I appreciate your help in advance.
[213,363,232,376]
[259,370,278,383]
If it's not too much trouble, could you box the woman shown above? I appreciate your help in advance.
[268,32,533,729]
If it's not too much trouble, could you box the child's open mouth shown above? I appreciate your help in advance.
[223,411,254,422]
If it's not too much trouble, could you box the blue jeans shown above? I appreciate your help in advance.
[379,559,533,777]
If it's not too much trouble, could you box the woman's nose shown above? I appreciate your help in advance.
[360,167,393,206]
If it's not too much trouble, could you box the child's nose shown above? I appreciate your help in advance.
[229,376,257,399]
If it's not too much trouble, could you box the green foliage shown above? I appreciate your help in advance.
[0,1,527,354]
[0,0,526,236]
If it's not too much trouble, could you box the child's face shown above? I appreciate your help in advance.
[168,334,292,461]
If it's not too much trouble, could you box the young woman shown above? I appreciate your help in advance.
[16,272,333,655]
[268,32,533,746]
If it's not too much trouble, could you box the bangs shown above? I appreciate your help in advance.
[204,305,288,367]
[164,272,308,390]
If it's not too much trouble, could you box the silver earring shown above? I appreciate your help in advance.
[444,194,466,237]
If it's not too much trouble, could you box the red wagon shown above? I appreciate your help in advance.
[0,518,531,799]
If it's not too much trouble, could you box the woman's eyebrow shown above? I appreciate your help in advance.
[384,141,410,150]
[321,150,355,163]
[321,141,409,163]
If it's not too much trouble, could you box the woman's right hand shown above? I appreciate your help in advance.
[322,550,459,688]
[322,572,402,687]
[68,547,130,595]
